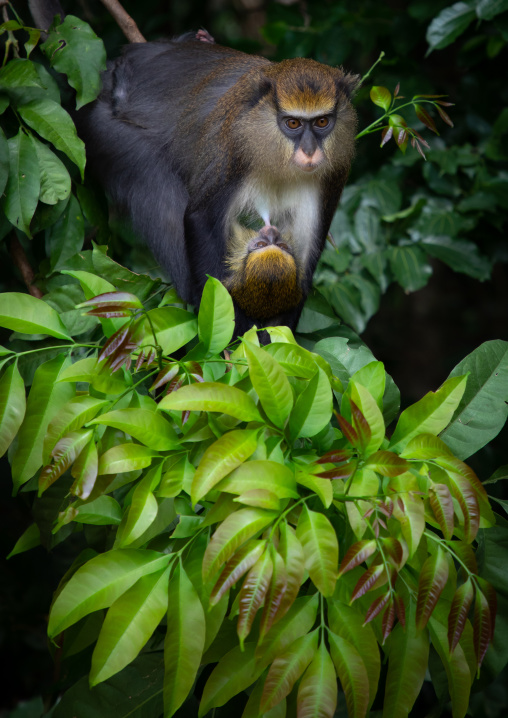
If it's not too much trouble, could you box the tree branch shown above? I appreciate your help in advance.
[9,235,43,298]
[99,0,146,43]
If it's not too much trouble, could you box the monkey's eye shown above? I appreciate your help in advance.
[254,240,269,249]
[314,117,329,128]
[285,118,302,130]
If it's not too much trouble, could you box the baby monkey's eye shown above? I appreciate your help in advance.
[314,117,329,128]
[285,118,302,130]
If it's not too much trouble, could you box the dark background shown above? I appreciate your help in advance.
[2,0,507,715]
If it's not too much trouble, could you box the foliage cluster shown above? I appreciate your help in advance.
[1,265,507,717]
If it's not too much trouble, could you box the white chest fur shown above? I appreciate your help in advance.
[228,177,321,266]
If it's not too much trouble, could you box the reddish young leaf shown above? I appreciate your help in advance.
[275,523,306,623]
[394,82,400,97]
[416,547,449,630]
[328,631,370,718]
[86,308,132,318]
[453,541,478,575]
[297,642,337,718]
[209,540,265,606]
[436,105,454,127]
[317,449,352,465]
[415,104,439,134]
[166,375,185,395]
[317,461,357,480]
[377,500,394,520]
[338,539,377,576]
[350,400,371,453]
[237,549,273,647]
[149,364,180,391]
[448,578,474,652]
[351,564,385,602]
[380,126,393,147]
[382,537,403,568]
[448,476,480,542]
[364,591,391,625]
[477,578,497,641]
[336,413,359,447]
[365,450,408,477]
[429,483,455,540]
[98,326,130,361]
[259,550,288,641]
[78,291,143,310]
[135,351,146,372]
[473,589,492,669]
[260,630,318,712]
[382,599,396,641]
[394,594,406,628]
[39,429,93,494]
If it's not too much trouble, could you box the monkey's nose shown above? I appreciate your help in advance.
[259,225,281,244]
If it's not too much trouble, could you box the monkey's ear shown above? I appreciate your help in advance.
[336,72,362,100]
[248,75,274,108]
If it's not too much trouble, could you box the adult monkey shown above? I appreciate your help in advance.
[30,1,360,337]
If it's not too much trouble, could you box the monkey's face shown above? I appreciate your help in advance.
[239,59,359,182]
[225,225,302,320]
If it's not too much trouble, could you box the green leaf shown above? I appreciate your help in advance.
[90,408,179,451]
[139,307,197,356]
[198,276,235,355]
[1,129,39,236]
[0,58,44,92]
[383,618,430,718]
[297,642,337,718]
[11,354,74,491]
[41,15,106,109]
[0,362,26,458]
[296,505,338,596]
[328,631,369,718]
[39,428,93,494]
[98,443,155,475]
[0,128,9,196]
[48,549,170,636]
[429,617,472,718]
[203,507,277,582]
[217,460,298,500]
[289,367,332,439]
[91,565,170,685]
[191,428,259,505]
[237,549,273,647]
[50,653,164,718]
[115,473,160,548]
[349,381,385,453]
[421,236,491,281]
[164,563,206,716]
[328,601,380,711]
[43,395,108,462]
[0,292,71,339]
[256,594,319,667]
[351,361,386,409]
[370,86,391,112]
[158,382,262,422]
[364,450,408,477]
[439,340,508,459]
[245,341,294,428]
[46,194,84,271]
[265,342,319,378]
[448,578,475,652]
[389,375,468,453]
[199,643,263,717]
[388,245,433,292]
[476,0,508,20]
[31,135,71,205]
[261,630,319,712]
[17,98,86,177]
[73,495,122,525]
[7,522,41,559]
[426,1,476,53]
[296,471,333,509]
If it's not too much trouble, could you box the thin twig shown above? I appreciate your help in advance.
[9,235,43,298]
[99,0,146,43]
